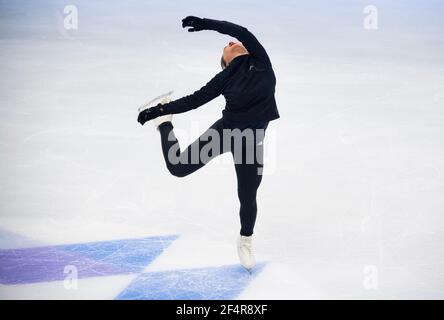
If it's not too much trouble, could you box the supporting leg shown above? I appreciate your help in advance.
[233,130,265,236]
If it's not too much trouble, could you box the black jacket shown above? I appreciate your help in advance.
[162,18,280,123]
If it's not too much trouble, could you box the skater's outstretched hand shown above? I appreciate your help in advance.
[182,16,205,32]
[137,103,162,125]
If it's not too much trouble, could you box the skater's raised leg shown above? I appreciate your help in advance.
[158,118,228,177]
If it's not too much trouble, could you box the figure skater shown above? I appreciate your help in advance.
[137,16,280,270]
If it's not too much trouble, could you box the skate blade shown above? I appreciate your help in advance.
[242,265,254,274]
[138,90,174,112]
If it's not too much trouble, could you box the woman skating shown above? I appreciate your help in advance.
[137,16,280,270]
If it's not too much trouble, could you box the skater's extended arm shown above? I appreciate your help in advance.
[161,71,224,115]
[182,16,272,68]
[137,71,225,125]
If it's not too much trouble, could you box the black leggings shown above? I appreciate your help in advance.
[158,118,268,236]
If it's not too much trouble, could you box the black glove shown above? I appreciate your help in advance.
[182,16,205,32]
[137,103,163,126]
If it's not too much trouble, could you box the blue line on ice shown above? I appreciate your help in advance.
[116,262,267,300]
[0,235,179,285]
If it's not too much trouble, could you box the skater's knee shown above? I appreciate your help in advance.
[238,187,257,202]
[239,193,257,208]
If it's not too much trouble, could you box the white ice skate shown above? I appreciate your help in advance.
[153,113,173,129]
[137,90,174,113]
[237,235,256,271]
[138,90,174,129]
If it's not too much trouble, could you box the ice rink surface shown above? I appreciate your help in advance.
[0,0,443,299]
